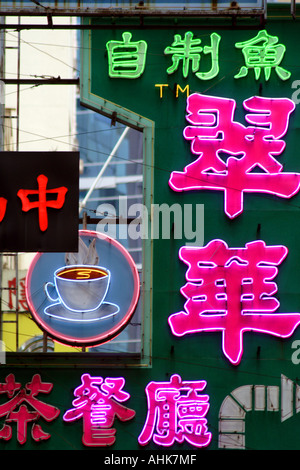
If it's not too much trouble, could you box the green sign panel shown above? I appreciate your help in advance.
[79,9,300,450]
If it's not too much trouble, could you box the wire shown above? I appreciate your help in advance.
[3,115,300,214]
[5,30,79,74]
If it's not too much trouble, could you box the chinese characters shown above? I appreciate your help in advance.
[168,240,300,365]
[235,30,291,81]
[0,372,212,449]
[164,31,220,80]
[169,93,300,218]
[0,150,78,252]
[8,276,28,311]
[0,174,68,232]
[138,374,211,447]
[106,29,290,82]
[63,373,135,447]
[106,32,148,79]
[0,374,60,444]
[17,174,68,231]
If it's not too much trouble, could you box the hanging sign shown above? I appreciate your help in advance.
[25,230,140,347]
[0,151,79,252]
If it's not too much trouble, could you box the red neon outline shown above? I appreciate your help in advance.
[25,230,140,347]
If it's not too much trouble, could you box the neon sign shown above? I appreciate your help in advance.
[169,93,300,218]
[105,30,290,83]
[0,151,78,252]
[17,174,68,232]
[168,239,300,365]
[164,31,220,80]
[0,374,60,445]
[235,29,291,81]
[106,32,148,79]
[0,173,67,231]
[138,374,211,447]
[63,374,135,447]
[26,230,140,347]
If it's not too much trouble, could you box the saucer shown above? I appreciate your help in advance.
[44,301,119,322]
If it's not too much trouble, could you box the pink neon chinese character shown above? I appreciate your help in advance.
[0,373,60,445]
[169,94,300,218]
[138,374,211,448]
[17,174,68,231]
[63,374,135,447]
[168,240,300,365]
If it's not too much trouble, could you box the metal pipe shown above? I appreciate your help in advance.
[16,16,20,151]
[0,78,79,84]
[79,125,130,214]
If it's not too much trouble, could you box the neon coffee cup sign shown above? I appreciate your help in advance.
[44,265,114,314]
[25,230,140,347]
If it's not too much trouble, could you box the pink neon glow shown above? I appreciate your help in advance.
[138,374,211,448]
[63,373,135,447]
[168,239,300,365]
[169,93,300,218]
[0,373,60,444]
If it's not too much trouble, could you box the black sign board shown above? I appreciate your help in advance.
[0,152,79,252]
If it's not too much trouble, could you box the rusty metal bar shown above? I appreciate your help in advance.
[0,7,265,18]
[0,78,79,84]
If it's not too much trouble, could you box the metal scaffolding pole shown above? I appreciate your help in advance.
[79,125,130,215]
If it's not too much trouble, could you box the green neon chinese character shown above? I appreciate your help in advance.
[106,32,147,79]
[235,30,290,81]
[164,31,221,80]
